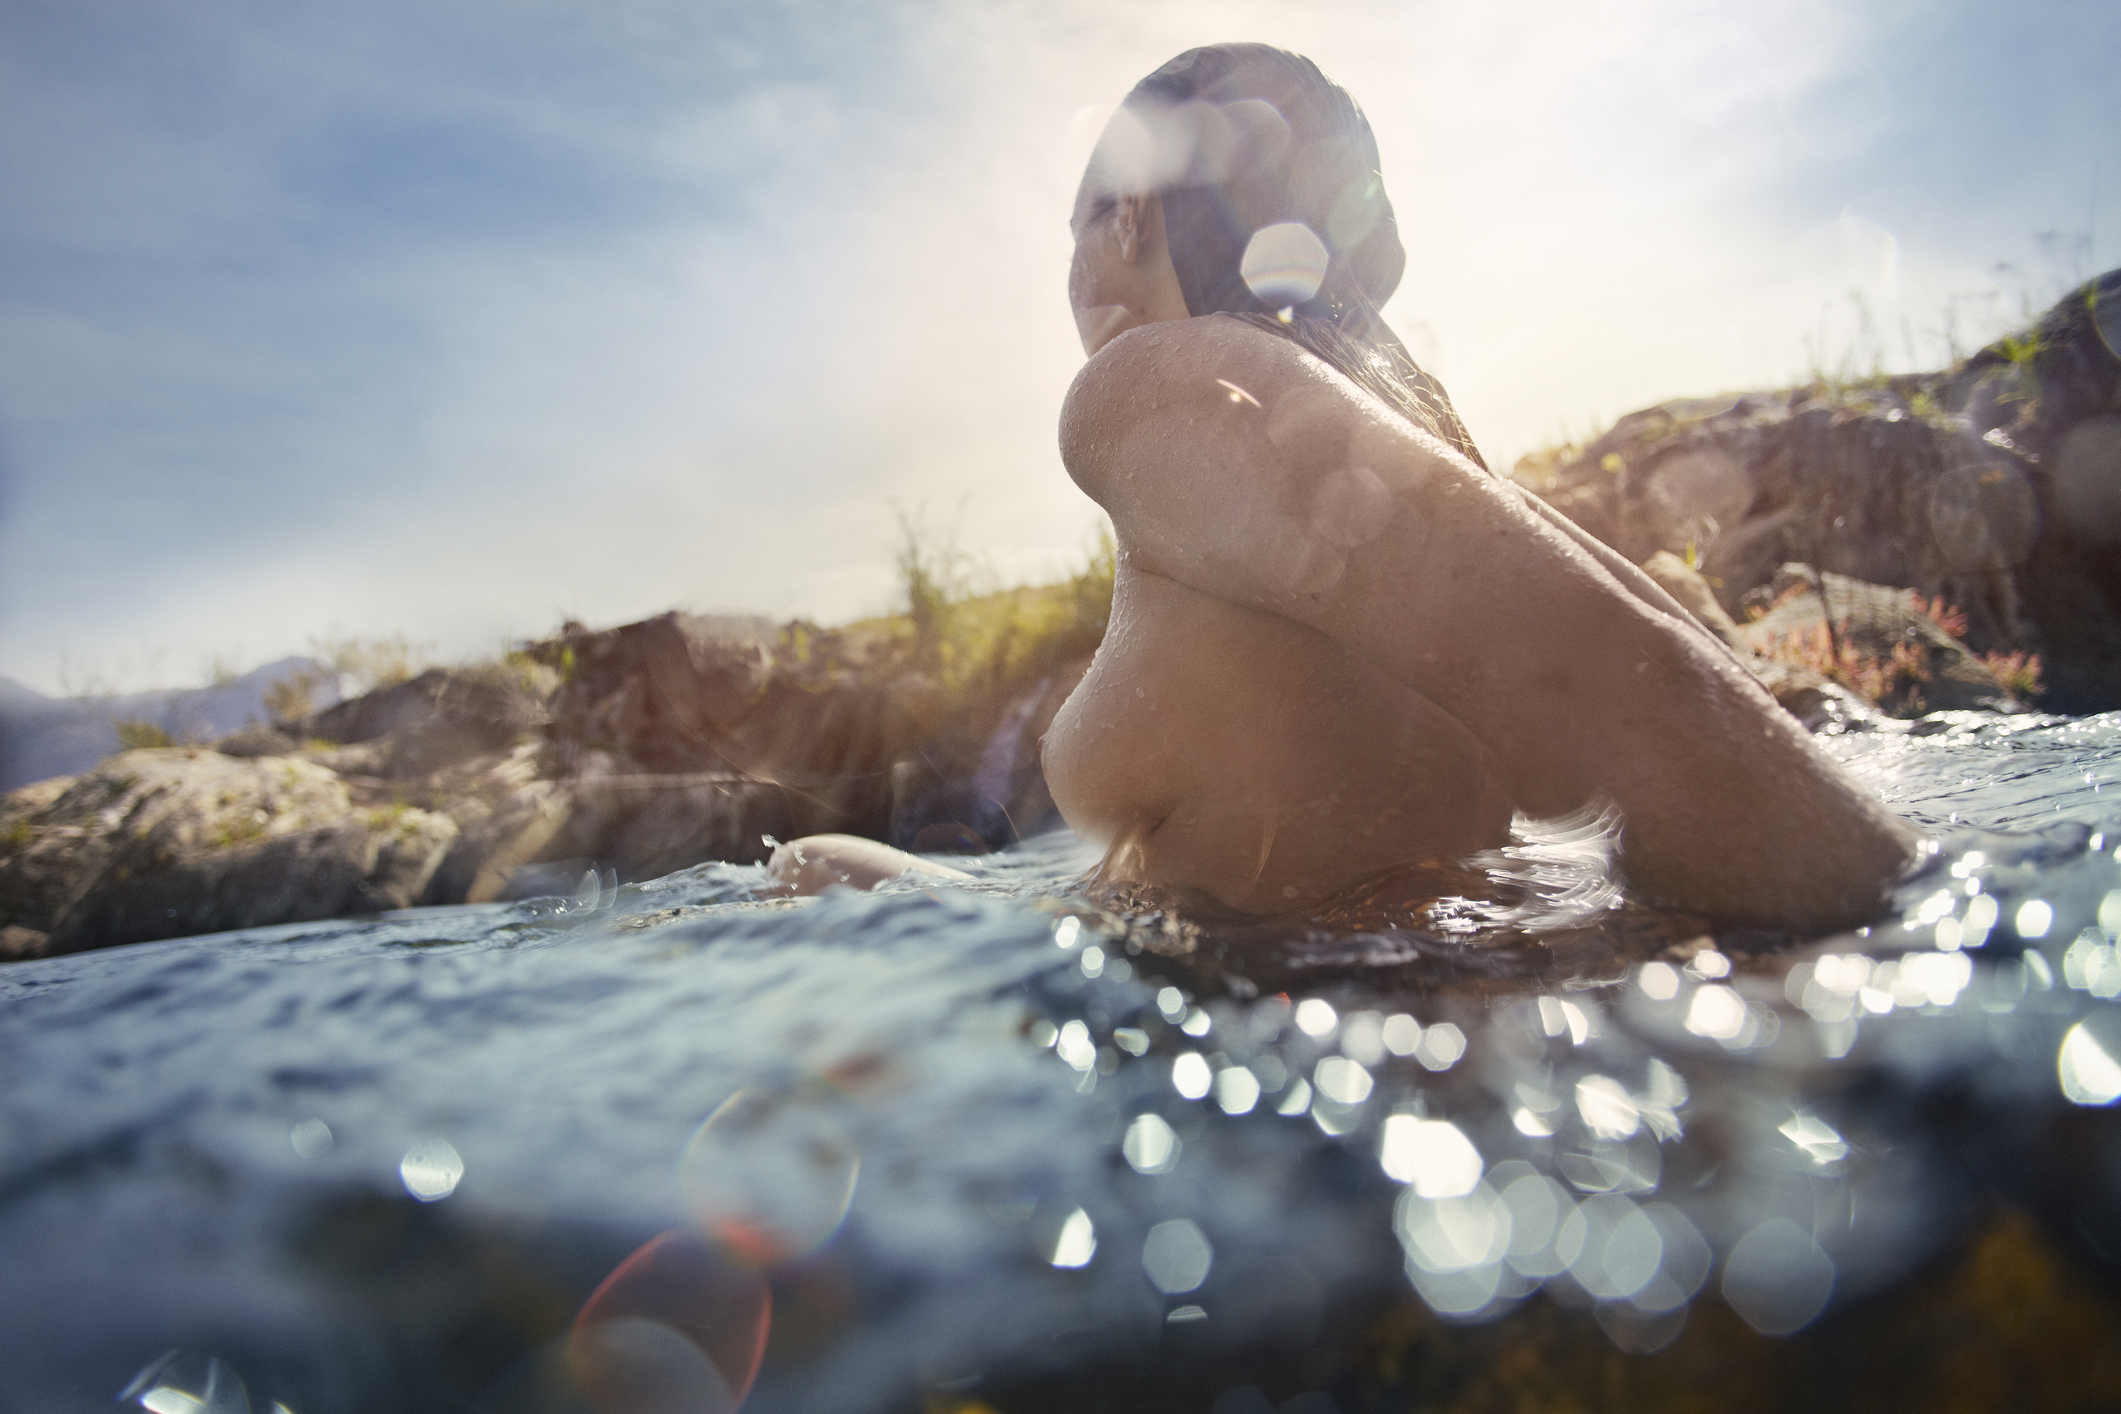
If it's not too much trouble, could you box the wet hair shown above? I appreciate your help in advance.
[1114,44,1486,469]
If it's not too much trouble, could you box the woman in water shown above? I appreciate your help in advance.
[770,44,1916,935]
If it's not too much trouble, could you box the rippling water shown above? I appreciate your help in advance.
[5,714,2121,1413]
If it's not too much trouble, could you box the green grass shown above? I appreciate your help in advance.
[830,514,1116,708]
[113,719,175,751]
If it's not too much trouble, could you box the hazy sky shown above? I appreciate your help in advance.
[2,0,2115,693]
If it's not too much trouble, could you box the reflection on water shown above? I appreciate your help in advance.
[1,714,2119,1409]
[123,1352,279,1414]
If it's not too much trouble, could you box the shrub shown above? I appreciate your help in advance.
[1760,620,1931,710]
[1981,650,2043,699]
[113,719,175,751]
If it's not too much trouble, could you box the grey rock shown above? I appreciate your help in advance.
[1529,272,2121,711]
[0,749,455,954]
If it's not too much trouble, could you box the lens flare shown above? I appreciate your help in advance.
[679,1087,859,1268]
[569,1229,771,1414]
[1240,222,1329,307]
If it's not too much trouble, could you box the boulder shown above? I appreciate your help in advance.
[299,664,553,780]
[1734,565,2017,715]
[0,749,456,954]
[1528,272,2121,711]
[2,593,1103,948]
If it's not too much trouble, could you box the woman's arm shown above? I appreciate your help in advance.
[1060,317,1917,931]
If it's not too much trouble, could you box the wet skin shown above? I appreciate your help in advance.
[771,169,1920,932]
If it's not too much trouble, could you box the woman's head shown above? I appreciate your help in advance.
[1072,45,1485,468]
[1080,45,1402,331]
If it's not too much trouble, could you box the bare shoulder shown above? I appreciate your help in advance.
[1059,316,1341,501]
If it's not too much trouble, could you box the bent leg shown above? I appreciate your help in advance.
[762,834,974,897]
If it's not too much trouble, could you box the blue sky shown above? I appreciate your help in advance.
[2,0,2115,693]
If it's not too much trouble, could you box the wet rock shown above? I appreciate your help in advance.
[0,749,456,954]
[1528,272,2121,711]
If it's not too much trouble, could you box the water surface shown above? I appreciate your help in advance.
[4,713,2120,1412]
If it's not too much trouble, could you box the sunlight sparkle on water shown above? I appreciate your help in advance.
[1214,1065,1261,1115]
[1574,1075,1640,1140]
[1381,1115,1483,1197]
[2059,1020,2121,1105]
[1314,1056,1374,1105]
[1340,1010,1386,1064]
[1294,998,1337,1036]
[1172,1051,1212,1100]
[1056,1020,1095,1070]
[1415,1022,1467,1070]
[1142,1218,1214,1294]
[1683,984,1749,1040]
[1381,1012,1421,1055]
[1123,1113,1181,1175]
[1780,1112,1850,1166]
[1963,893,1999,945]
[399,1139,463,1202]
[1051,1208,1096,1267]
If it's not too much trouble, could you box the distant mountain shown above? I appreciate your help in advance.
[0,658,341,792]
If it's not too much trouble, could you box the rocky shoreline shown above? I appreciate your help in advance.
[3,274,2116,960]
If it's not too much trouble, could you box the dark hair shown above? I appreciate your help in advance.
[1119,44,1486,470]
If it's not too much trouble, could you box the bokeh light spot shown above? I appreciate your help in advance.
[1142,1218,1214,1293]
[399,1139,463,1202]
[1122,1113,1180,1174]
[1722,1218,1835,1334]
[2059,1019,2121,1105]
[1051,1208,1096,1268]
[1240,222,1329,307]
[1380,1115,1483,1197]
